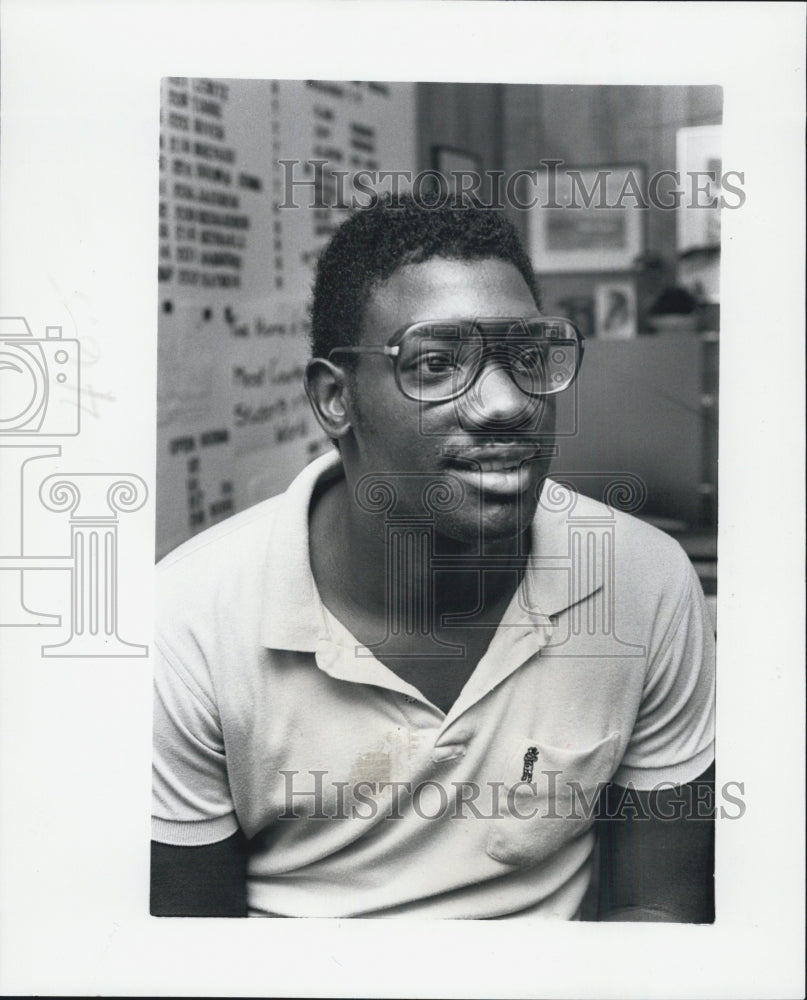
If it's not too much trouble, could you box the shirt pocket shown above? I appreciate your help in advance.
[486,733,620,868]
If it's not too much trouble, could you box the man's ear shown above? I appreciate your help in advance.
[304,358,353,440]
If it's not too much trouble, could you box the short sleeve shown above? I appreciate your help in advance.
[613,559,715,789]
[151,633,240,846]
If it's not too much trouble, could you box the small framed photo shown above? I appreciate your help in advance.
[431,145,483,197]
[594,281,638,339]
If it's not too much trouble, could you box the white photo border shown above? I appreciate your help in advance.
[0,1,804,998]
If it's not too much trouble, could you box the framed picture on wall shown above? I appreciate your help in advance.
[527,163,646,272]
[594,280,638,339]
[431,144,483,196]
[676,125,722,253]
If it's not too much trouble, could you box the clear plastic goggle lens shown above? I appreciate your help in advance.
[395,318,580,401]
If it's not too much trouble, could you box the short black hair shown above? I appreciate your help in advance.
[309,193,541,359]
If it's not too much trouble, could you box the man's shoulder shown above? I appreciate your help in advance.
[158,492,283,582]
[155,492,285,643]
[155,451,340,642]
[156,451,338,584]
[539,480,692,589]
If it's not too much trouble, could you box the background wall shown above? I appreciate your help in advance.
[418,83,722,314]
[417,82,721,547]
[156,80,416,558]
[157,81,721,563]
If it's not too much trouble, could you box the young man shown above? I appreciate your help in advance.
[152,196,715,919]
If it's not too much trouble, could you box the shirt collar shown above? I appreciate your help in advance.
[259,449,342,652]
[259,454,604,652]
[518,480,607,620]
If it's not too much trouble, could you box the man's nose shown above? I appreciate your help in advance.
[461,360,540,429]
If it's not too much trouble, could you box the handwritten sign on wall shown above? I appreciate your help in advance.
[156,79,416,557]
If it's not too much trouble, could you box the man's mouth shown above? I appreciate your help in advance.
[443,444,541,471]
[442,445,542,494]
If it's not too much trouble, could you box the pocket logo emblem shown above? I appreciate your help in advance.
[520,746,539,782]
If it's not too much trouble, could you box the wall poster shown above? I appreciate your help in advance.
[156,79,416,558]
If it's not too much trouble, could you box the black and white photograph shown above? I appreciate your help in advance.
[152,80,720,922]
[0,2,804,997]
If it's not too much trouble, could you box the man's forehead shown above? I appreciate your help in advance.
[360,257,538,341]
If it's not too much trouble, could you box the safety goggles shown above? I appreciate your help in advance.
[329,316,585,402]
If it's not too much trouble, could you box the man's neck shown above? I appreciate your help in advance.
[309,472,531,630]
[308,467,537,713]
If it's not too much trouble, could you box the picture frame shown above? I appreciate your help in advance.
[593,280,638,339]
[676,125,722,253]
[527,162,647,272]
[431,144,484,196]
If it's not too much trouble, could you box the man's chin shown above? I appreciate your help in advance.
[432,490,540,553]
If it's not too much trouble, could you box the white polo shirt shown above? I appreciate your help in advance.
[152,451,715,919]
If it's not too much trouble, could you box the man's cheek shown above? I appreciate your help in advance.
[534,394,556,434]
